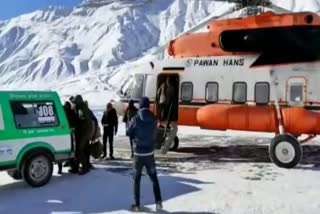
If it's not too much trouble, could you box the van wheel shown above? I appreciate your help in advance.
[22,153,53,187]
[170,136,179,151]
[269,134,302,168]
[7,169,22,180]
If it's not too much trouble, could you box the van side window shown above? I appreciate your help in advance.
[205,82,219,103]
[181,82,193,102]
[255,82,270,105]
[0,105,4,130]
[10,101,59,129]
[232,82,247,104]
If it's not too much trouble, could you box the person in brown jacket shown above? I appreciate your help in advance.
[157,76,176,125]
[69,95,93,175]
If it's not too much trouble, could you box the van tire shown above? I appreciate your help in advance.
[7,169,22,180]
[21,152,53,187]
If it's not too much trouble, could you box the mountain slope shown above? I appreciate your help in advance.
[0,0,320,93]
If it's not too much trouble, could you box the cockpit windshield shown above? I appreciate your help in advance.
[119,74,144,100]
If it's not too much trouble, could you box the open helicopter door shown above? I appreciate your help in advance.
[154,70,181,152]
[155,72,180,125]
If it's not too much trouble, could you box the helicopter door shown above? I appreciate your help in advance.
[155,73,180,123]
[287,77,306,107]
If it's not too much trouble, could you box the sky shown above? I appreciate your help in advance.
[0,0,83,21]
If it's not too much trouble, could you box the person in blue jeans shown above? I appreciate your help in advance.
[126,97,163,211]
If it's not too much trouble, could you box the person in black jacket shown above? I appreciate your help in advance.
[101,102,118,159]
[126,97,162,212]
[123,100,138,158]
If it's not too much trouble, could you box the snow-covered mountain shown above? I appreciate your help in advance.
[0,0,320,98]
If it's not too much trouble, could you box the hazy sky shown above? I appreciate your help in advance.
[0,0,82,21]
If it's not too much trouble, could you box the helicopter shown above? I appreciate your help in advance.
[113,0,320,168]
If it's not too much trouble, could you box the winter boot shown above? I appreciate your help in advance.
[156,202,163,211]
[131,204,141,212]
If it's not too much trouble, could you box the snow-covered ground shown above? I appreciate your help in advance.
[1,121,320,214]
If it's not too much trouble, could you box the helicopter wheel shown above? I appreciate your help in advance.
[269,134,302,169]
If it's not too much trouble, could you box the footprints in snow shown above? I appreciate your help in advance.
[243,164,281,181]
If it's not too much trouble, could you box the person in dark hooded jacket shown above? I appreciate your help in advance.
[70,95,93,175]
[57,101,77,174]
[123,99,138,158]
[126,97,162,212]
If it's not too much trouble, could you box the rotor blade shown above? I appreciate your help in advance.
[151,6,236,56]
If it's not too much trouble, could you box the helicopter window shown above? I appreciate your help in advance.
[119,75,133,96]
[181,82,193,102]
[145,74,156,98]
[289,84,304,105]
[232,82,247,104]
[255,82,270,105]
[205,82,218,103]
[124,74,144,100]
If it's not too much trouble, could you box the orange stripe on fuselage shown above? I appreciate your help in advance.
[151,103,320,135]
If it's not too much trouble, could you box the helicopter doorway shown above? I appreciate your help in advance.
[155,73,180,125]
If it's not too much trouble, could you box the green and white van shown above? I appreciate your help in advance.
[0,91,74,187]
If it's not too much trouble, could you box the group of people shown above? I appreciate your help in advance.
[58,95,100,175]
[58,92,170,210]
[58,94,120,174]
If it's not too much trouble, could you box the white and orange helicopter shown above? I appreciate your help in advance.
[113,0,320,168]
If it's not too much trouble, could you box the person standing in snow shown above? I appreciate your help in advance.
[85,100,99,169]
[122,99,138,158]
[70,95,93,175]
[126,97,163,211]
[101,102,118,159]
[58,101,77,174]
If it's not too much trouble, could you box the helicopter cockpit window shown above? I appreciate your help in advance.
[123,74,144,100]
[119,75,133,96]
[233,82,247,104]
[255,82,270,105]
[289,84,304,105]
[144,74,156,98]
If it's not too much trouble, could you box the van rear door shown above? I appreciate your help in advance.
[0,104,4,130]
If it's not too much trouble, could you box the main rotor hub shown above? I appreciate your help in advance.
[231,0,271,16]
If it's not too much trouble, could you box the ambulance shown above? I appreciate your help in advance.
[0,91,73,187]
